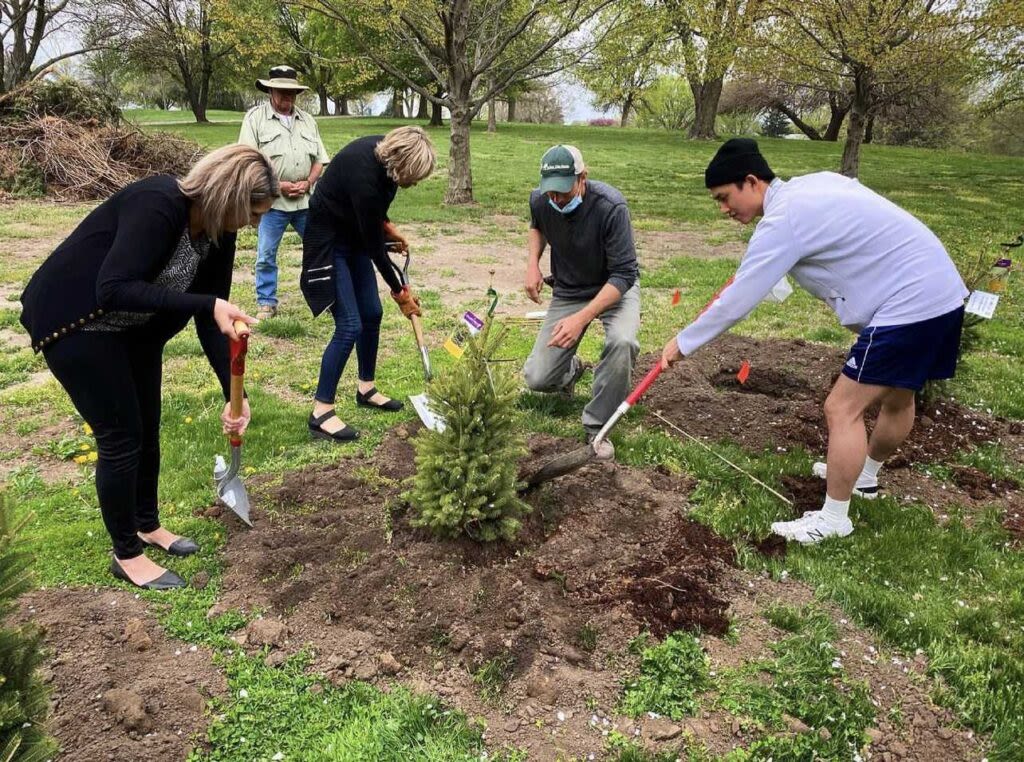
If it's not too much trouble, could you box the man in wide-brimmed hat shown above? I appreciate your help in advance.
[239,65,329,319]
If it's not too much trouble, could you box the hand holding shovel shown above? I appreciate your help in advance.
[214,319,253,526]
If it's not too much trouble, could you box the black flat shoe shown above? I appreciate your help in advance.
[110,558,187,590]
[141,536,200,557]
[356,387,404,411]
[309,411,360,442]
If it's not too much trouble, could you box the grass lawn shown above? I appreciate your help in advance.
[2,116,1023,760]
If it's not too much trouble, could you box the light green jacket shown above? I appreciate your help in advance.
[238,102,330,212]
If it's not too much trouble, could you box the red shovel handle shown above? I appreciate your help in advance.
[228,320,249,446]
[626,362,663,406]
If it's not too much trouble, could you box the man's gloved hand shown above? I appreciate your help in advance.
[391,286,422,318]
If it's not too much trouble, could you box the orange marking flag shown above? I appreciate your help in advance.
[737,360,751,385]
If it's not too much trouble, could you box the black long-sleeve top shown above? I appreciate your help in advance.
[20,175,236,398]
[300,135,403,316]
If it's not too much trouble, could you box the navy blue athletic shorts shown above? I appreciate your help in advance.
[841,306,965,391]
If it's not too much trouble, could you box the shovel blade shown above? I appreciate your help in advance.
[217,476,253,526]
[214,448,253,526]
[410,393,446,432]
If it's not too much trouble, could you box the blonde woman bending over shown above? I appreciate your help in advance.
[300,126,436,442]
[20,144,279,589]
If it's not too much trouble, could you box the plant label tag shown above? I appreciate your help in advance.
[965,290,999,319]
[444,311,485,358]
[463,311,484,333]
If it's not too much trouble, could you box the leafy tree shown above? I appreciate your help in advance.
[661,0,764,138]
[576,4,671,126]
[764,0,991,176]
[1,0,117,93]
[636,73,695,131]
[302,0,621,204]
[406,321,530,543]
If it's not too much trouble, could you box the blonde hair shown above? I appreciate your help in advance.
[178,144,280,242]
[375,126,436,185]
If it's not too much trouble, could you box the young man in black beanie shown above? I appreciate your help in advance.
[661,138,968,544]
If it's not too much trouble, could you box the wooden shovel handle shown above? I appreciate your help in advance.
[410,314,426,349]
[229,320,250,427]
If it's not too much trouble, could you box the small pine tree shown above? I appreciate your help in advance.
[0,497,54,762]
[760,108,790,138]
[407,320,530,542]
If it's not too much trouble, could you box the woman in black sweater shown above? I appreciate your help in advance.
[300,126,435,441]
[20,144,278,590]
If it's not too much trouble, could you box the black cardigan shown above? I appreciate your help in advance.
[20,175,237,398]
[300,135,402,316]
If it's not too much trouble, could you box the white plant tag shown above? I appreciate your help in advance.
[965,290,999,319]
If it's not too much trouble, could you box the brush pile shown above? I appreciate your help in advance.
[0,78,202,200]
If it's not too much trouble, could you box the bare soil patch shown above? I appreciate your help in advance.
[15,588,224,761]
[204,429,736,758]
[640,334,1021,523]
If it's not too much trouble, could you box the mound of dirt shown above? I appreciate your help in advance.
[642,335,1013,468]
[209,429,734,755]
[15,589,224,762]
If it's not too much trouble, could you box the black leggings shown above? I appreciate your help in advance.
[43,331,164,560]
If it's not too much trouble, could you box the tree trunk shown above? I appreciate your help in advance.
[506,96,516,122]
[391,89,404,118]
[416,93,429,119]
[487,98,497,132]
[864,115,875,144]
[446,105,474,204]
[337,97,350,116]
[688,76,723,139]
[620,93,634,127]
[823,99,849,141]
[775,103,822,140]
[430,85,444,126]
[841,71,872,177]
[317,85,329,116]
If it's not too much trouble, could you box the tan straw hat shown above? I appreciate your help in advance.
[256,65,309,93]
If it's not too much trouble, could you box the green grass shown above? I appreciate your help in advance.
[3,118,1024,758]
[192,653,486,762]
[620,632,711,720]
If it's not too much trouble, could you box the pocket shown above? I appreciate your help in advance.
[258,131,283,155]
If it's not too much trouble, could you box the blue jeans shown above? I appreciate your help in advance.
[256,208,308,307]
[314,251,383,404]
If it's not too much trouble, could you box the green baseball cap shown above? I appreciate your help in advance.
[538,144,585,194]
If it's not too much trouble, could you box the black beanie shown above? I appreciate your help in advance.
[704,138,773,188]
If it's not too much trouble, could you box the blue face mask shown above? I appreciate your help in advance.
[549,194,583,215]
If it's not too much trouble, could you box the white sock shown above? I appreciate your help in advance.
[861,456,883,481]
[821,495,850,523]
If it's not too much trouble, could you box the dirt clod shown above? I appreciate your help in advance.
[102,688,151,734]
[246,618,288,648]
[122,618,152,652]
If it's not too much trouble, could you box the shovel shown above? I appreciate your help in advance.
[213,320,253,526]
[524,362,663,489]
[386,243,442,431]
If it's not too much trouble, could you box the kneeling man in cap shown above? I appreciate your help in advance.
[662,138,968,543]
[523,145,641,460]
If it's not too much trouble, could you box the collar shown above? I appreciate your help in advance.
[264,101,301,122]
[762,177,785,214]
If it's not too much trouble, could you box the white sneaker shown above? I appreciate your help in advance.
[811,461,879,499]
[771,510,854,544]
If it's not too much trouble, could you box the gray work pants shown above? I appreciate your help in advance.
[523,284,641,434]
